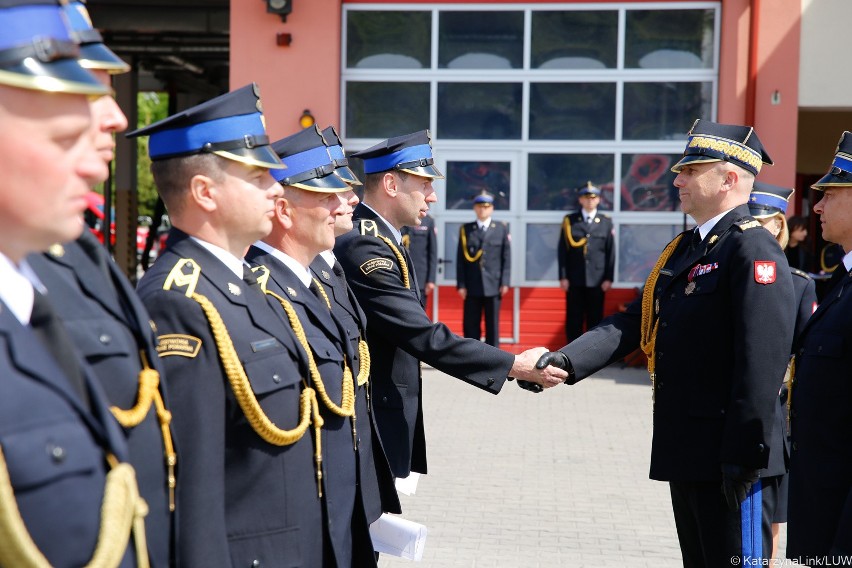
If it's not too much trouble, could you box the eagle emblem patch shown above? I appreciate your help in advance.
[754,261,776,284]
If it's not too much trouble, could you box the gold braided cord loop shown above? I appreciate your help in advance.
[191,292,318,446]
[264,289,355,418]
[375,235,411,290]
[110,351,178,512]
[311,278,332,309]
[356,339,370,386]
[562,216,588,249]
[459,226,484,263]
[785,356,795,435]
[0,447,149,568]
[639,235,683,396]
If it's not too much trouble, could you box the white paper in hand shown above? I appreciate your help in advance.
[369,514,427,561]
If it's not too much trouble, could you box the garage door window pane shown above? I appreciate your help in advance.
[531,10,617,69]
[445,161,511,210]
[346,82,430,139]
[526,223,561,281]
[530,82,616,140]
[625,9,715,69]
[439,11,523,69]
[623,82,711,140]
[347,11,431,69]
[619,224,689,283]
[620,154,682,212]
[527,154,614,211]
[438,83,522,140]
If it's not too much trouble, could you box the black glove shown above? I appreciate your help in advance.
[515,379,543,393]
[720,463,759,511]
[535,351,569,371]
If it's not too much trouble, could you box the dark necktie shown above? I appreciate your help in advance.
[689,229,702,252]
[30,290,90,410]
[243,264,261,290]
[826,265,848,294]
[332,260,346,281]
[308,279,326,306]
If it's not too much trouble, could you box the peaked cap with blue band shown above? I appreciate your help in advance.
[473,191,494,205]
[270,125,349,192]
[577,181,601,197]
[671,119,773,176]
[0,0,109,95]
[320,126,361,186]
[748,181,793,219]
[127,83,284,170]
[63,1,129,74]
[812,131,852,190]
[351,130,445,179]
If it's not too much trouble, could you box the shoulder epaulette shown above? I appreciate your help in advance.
[735,218,761,231]
[163,258,201,297]
[359,219,379,237]
[791,267,812,280]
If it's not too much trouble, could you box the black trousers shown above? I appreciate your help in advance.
[565,285,605,343]
[463,294,500,346]
[669,480,774,568]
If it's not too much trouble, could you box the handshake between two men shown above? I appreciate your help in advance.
[508,348,573,393]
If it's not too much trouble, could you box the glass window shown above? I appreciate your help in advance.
[346,82,430,139]
[622,82,712,140]
[531,10,617,69]
[437,83,522,140]
[439,11,524,69]
[530,82,616,140]
[445,161,511,210]
[625,9,715,69]
[444,222,462,282]
[527,154,614,212]
[526,223,561,281]
[619,223,690,283]
[346,11,431,69]
[620,154,682,212]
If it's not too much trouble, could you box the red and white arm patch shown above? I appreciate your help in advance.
[754,261,777,284]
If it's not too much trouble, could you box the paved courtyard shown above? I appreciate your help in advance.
[379,363,788,567]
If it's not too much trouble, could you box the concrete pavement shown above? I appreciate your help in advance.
[378,363,788,567]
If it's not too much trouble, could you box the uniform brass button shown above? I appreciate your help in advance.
[487,378,494,386]
[47,444,65,463]
[251,560,260,568]
[757,443,765,452]
[657,381,664,389]
[272,374,280,383]
[660,321,667,328]
[382,396,388,403]
[99,334,111,344]
[792,442,798,451]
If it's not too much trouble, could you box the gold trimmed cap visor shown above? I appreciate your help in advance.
[63,1,130,74]
[351,130,445,180]
[812,131,852,190]
[127,83,285,169]
[271,125,351,192]
[671,119,772,176]
[0,2,108,95]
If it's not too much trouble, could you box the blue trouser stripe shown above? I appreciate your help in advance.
[740,479,763,559]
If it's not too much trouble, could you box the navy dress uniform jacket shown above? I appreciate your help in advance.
[401,214,437,297]
[0,301,136,568]
[788,268,852,559]
[557,212,615,287]
[335,203,514,478]
[762,268,816,479]
[456,220,511,297]
[137,230,328,568]
[245,246,381,567]
[559,205,795,480]
[310,255,401,522]
[28,231,173,567]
